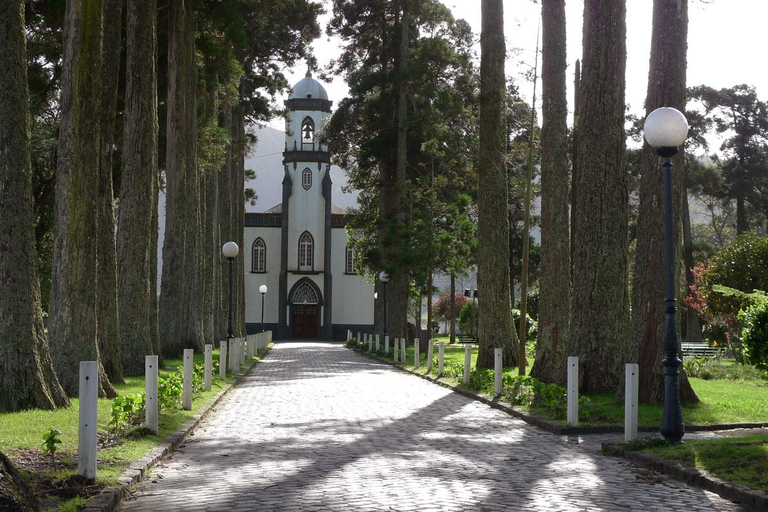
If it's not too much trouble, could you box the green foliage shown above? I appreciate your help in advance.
[41,427,62,466]
[684,356,768,381]
[344,337,358,348]
[434,292,469,323]
[500,375,590,420]
[468,368,494,392]
[108,394,146,434]
[158,373,183,410]
[740,300,768,370]
[458,301,478,337]
[511,308,537,343]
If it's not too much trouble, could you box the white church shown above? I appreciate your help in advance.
[243,72,375,340]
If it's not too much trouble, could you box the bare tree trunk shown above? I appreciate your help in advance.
[0,0,69,411]
[682,184,703,342]
[49,0,117,397]
[119,0,158,375]
[218,108,233,339]
[160,0,202,357]
[531,0,570,386]
[570,59,580,281]
[232,105,246,337]
[477,0,518,369]
[625,0,698,404]
[568,0,629,393]
[96,0,124,383]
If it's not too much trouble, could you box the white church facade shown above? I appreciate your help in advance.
[244,73,374,339]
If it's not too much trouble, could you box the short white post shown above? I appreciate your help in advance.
[384,335,389,354]
[368,333,372,351]
[255,332,261,351]
[426,339,434,372]
[267,330,272,344]
[463,344,471,384]
[240,337,245,366]
[246,335,252,359]
[204,344,212,391]
[228,338,236,371]
[219,340,227,379]
[145,355,159,434]
[183,349,194,410]
[394,337,399,362]
[347,330,352,342]
[438,342,445,376]
[375,334,380,352]
[400,338,406,363]
[567,356,579,427]
[414,338,420,368]
[625,363,639,441]
[494,348,503,396]
[78,361,98,480]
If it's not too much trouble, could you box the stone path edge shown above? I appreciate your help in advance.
[602,442,768,511]
[81,345,273,512]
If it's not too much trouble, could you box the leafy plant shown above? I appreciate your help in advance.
[740,299,768,370]
[109,394,146,434]
[158,372,183,409]
[41,427,62,469]
[458,301,478,338]
[511,308,537,342]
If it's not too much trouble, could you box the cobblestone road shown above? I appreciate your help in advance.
[120,343,744,511]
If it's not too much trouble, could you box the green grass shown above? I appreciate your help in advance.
[0,345,269,507]
[639,434,768,493]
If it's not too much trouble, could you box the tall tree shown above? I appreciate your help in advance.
[476,0,518,368]
[160,0,203,356]
[531,0,570,385]
[118,0,159,373]
[568,0,629,392]
[626,0,699,404]
[0,0,69,411]
[48,0,117,397]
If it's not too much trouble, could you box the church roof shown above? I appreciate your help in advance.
[263,203,346,215]
[289,70,328,101]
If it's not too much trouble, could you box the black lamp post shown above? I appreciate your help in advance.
[644,106,689,444]
[259,284,268,333]
[222,241,239,343]
[379,271,390,338]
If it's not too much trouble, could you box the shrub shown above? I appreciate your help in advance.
[109,393,146,434]
[740,300,768,371]
[511,309,537,343]
[458,301,478,337]
[434,292,469,324]
[684,355,767,380]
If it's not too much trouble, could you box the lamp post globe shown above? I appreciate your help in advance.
[378,271,390,338]
[259,285,267,333]
[644,106,688,444]
[222,241,239,341]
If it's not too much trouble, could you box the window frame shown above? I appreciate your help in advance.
[302,168,312,190]
[251,238,266,273]
[298,231,314,271]
[345,245,356,274]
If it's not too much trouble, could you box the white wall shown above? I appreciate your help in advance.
[331,229,374,326]
[244,226,281,325]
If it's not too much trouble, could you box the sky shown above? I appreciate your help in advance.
[270,0,768,132]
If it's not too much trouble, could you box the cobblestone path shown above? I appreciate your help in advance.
[120,342,744,511]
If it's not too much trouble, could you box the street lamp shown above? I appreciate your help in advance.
[222,241,239,342]
[259,284,268,333]
[379,271,390,338]
[644,106,689,444]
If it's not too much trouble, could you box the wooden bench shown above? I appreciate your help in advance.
[681,342,725,359]
[457,334,477,344]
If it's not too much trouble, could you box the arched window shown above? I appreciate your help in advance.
[302,168,312,190]
[301,116,315,144]
[292,281,319,304]
[299,231,314,271]
[252,238,266,272]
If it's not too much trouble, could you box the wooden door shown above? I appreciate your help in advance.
[291,304,319,338]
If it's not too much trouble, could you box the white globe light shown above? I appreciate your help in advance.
[374,292,378,299]
[222,241,239,259]
[259,284,268,294]
[378,271,390,283]
[644,107,689,149]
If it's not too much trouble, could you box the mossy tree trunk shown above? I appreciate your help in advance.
[218,108,233,339]
[232,105,246,337]
[625,0,699,404]
[49,0,117,398]
[531,0,570,386]
[476,0,518,369]
[118,0,159,375]
[160,0,203,357]
[568,0,629,393]
[0,0,69,411]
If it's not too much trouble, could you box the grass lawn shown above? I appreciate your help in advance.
[0,345,268,510]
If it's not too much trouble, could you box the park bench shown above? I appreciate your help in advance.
[457,334,477,344]
[681,342,726,359]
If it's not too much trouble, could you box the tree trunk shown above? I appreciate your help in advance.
[49,0,117,398]
[95,0,124,384]
[218,108,233,339]
[570,59,580,281]
[477,0,518,369]
[232,104,246,337]
[682,184,703,342]
[625,0,698,404]
[0,451,39,511]
[118,0,159,375]
[0,0,69,411]
[160,0,202,357]
[568,0,629,393]
[531,0,570,386]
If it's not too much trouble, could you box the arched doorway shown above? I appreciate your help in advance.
[289,278,322,338]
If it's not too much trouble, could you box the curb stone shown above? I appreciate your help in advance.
[80,346,273,512]
[603,442,768,511]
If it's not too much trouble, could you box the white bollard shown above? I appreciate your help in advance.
[414,338,420,368]
[438,342,445,376]
[368,333,372,352]
[240,337,245,366]
[567,356,579,427]
[625,363,639,441]
[228,338,236,371]
[183,349,194,410]
[246,335,252,359]
[463,344,471,384]
[347,330,352,342]
[357,331,361,345]
[427,339,434,372]
[145,355,159,434]
[400,338,406,363]
[384,335,389,354]
[375,334,380,352]
[394,337,399,362]
[204,344,212,391]
[267,330,272,344]
[494,348,503,396]
[219,340,227,380]
[78,361,98,480]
